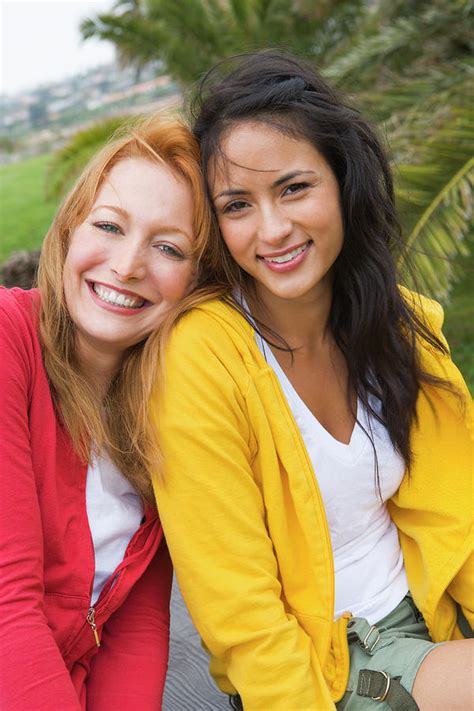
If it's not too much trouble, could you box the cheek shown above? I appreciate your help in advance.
[309,199,343,241]
[62,247,82,304]
[150,262,196,301]
[64,236,99,280]
[219,222,249,260]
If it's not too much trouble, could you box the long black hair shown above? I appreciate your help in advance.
[191,50,453,469]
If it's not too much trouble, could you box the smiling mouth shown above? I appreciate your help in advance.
[259,241,311,264]
[92,282,146,309]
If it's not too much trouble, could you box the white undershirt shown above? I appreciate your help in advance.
[86,452,144,604]
[257,335,409,624]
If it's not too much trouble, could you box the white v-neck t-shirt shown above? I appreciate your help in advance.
[256,335,408,624]
[86,451,144,604]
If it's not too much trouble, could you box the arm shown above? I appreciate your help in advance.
[399,290,474,637]
[152,312,331,710]
[86,540,172,710]
[0,299,81,711]
[419,292,473,635]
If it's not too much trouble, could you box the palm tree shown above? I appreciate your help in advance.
[49,0,473,300]
[321,0,474,298]
[80,0,365,87]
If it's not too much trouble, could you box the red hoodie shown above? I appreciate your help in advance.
[0,288,172,711]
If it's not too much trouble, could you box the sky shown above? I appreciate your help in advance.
[0,0,116,96]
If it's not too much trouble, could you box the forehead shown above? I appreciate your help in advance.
[93,157,194,230]
[212,121,324,185]
[96,157,184,203]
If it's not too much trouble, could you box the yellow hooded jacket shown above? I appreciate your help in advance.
[152,293,473,711]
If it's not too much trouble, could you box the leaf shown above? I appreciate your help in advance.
[397,157,474,300]
[46,117,131,200]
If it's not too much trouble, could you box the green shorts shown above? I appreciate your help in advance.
[337,594,443,710]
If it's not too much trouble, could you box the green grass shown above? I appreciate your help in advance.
[0,154,472,392]
[0,154,57,261]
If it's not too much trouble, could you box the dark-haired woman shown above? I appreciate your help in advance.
[152,52,473,710]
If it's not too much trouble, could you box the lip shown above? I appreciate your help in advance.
[86,280,152,315]
[258,240,312,273]
[88,280,148,300]
[259,240,310,259]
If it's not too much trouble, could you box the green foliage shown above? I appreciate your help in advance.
[0,135,17,154]
[321,0,474,301]
[394,107,474,299]
[81,0,365,86]
[442,242,474,391]
[46,116,131,200]
[0,154,56,261]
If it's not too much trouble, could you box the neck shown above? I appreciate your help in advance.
[75,335,122,395]
[247,283,334,353]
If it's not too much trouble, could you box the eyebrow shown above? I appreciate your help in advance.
[90,205,192,240]
[91,204,128,218]
[213,170,317,200]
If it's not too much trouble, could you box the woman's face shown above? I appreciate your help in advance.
[211,121,344,308]
[63,157,195,366]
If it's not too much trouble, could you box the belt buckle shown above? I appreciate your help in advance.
[362,625,380,654]
[371,671,391,701]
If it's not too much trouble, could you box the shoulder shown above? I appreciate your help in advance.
[0,288,45,397]
[400,288,472,404]
[399,286,445,336]
[0,287,40,342]
[172,298,253,340]
[160,298,268,404]
[167,298,258,366]
[0,286,40,322]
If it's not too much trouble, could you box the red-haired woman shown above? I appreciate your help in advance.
[0,116,212,710]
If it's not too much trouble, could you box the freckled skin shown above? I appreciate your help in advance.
[63,157,196,369]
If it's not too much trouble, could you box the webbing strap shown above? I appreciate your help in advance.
[228,694,243,710]
[357,670,420,711]
[456,603,474,638]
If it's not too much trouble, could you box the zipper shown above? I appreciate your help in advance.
[87,607,101,647]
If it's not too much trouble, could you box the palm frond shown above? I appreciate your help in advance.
[397,158,473,300]
[46,117,131,200]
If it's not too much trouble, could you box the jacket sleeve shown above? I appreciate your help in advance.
[0,299,82,711]
[152,313,332,711]
[86,540,172,710]
[409,291,474,637]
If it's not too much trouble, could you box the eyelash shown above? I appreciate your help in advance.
[154,244,184,259]
[283,181,311,196]
[94,221,122,234]
[221,182,311,214]
[94,223,184,258]
[222,200,250,214]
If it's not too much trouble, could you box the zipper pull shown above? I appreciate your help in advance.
[87,607,101,647]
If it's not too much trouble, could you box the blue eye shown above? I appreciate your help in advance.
[155,244,184,259]
[94,221,121,234]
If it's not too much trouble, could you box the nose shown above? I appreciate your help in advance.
[258,205,292,246]
[110,238,146,282]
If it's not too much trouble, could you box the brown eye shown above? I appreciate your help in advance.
[223,200,250,213]
[283,182,310,196]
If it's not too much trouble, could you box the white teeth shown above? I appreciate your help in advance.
[92,283,145,309]
[262,242,308,264]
